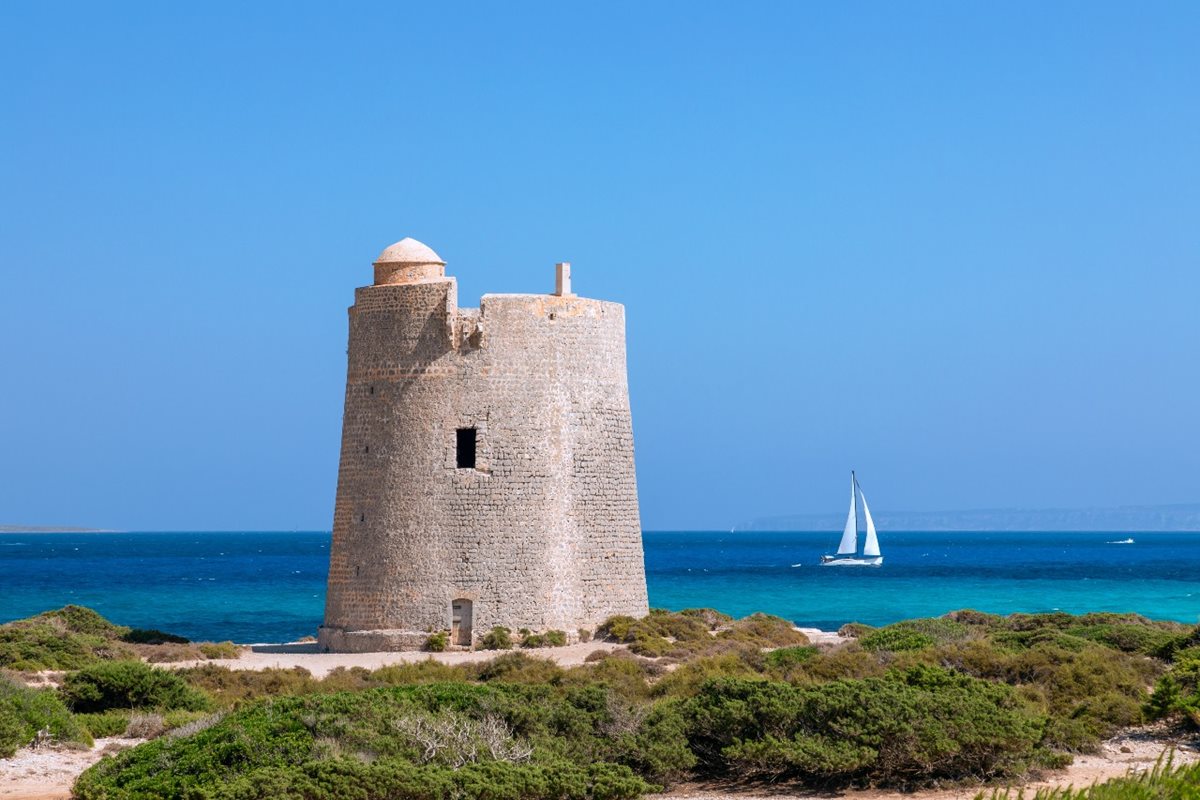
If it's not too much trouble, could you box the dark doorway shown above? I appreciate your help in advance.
[451,599,473,647]
[456,428,477,469]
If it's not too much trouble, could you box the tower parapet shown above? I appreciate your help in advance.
[319,238,648,652]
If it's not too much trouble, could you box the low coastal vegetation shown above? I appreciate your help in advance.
[0,606,1197,798]
[0,605,239,671]
[426,626,573,652]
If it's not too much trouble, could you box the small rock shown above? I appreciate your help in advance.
[1120,745,1132,753]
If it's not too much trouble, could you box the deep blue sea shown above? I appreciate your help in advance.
[2,531,1198,643]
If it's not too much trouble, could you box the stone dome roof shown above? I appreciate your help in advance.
[375,237,445,265]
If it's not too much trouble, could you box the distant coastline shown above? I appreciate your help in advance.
[0,525,113,533]
[741,502,1200,532]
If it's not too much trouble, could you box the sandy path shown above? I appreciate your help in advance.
[170,640,623,678]
[167,626,840,679]
[0,738,141,800]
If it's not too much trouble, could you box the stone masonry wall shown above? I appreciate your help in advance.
[319,271,648,652]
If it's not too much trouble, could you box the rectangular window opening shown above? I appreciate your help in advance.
[456,428,477,469]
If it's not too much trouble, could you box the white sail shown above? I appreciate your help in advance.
[859,482,880,557]
[837,474,858,554]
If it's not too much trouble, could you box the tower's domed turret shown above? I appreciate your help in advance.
[373,237,446,285]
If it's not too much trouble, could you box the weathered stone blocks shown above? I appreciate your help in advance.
[318,239,648,652]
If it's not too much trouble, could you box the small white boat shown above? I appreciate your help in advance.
[821,471,883,567]
[1107,537,1135,544]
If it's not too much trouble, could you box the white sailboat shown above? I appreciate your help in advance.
[820,471,883,567]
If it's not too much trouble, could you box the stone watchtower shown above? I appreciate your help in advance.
[318,238,649,652]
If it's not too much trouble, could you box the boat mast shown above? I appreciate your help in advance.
[852,470,859,554]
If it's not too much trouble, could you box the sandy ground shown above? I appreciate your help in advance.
[796,628,843,647]
[166,627,840,679]
[169,639,624,678]
[0,738,141,800]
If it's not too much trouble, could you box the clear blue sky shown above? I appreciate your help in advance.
[1,3,1197,531]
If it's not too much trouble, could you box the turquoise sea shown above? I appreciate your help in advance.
[2,531,1198,643]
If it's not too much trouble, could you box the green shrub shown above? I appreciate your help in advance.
[0,674,92,756]
[178,664,319,707]
[1065,624,1178,655]
[370,661,472,687]
[1146,646,1200,728]
[600,611,804,660]
[79,757,653,800]
[947,609,1005,627]
[859,626,936,652]
[424,632,449,652]
[627,635,674,658]
[481,626,514,650]
[476,653,565,685]
[45,605,129,637]
[121,628,189,645]
[76,709,133,737]
[895,617,972,644]
[765,646,818,670]
[0,607,136,670]
[857,619,970,653]
[683,666,1045,787]
[72,683,664,799]
[60,660,210,713]
[564,654,654,701]
[198,641,240,659]
[0,607,225,671]
[612,699,697,784]
[597,615,638,641]
[651,652,762,699]
[791,646,888,682]
[1154,624,1200,660]
[1006,612,1078,632]
[678,608,734,629]
[960,636,1158,752]
[519,630,567,648]
[991,629,1092,653]
[719,613,809,648]
[578,628,592,643]
[643,609,712,643]
[837,622,874,638]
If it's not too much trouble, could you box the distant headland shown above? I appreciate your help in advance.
[0,525,111,533]
[742,502,1200,532]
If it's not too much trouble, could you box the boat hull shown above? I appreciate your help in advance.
[820,556,883,567]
